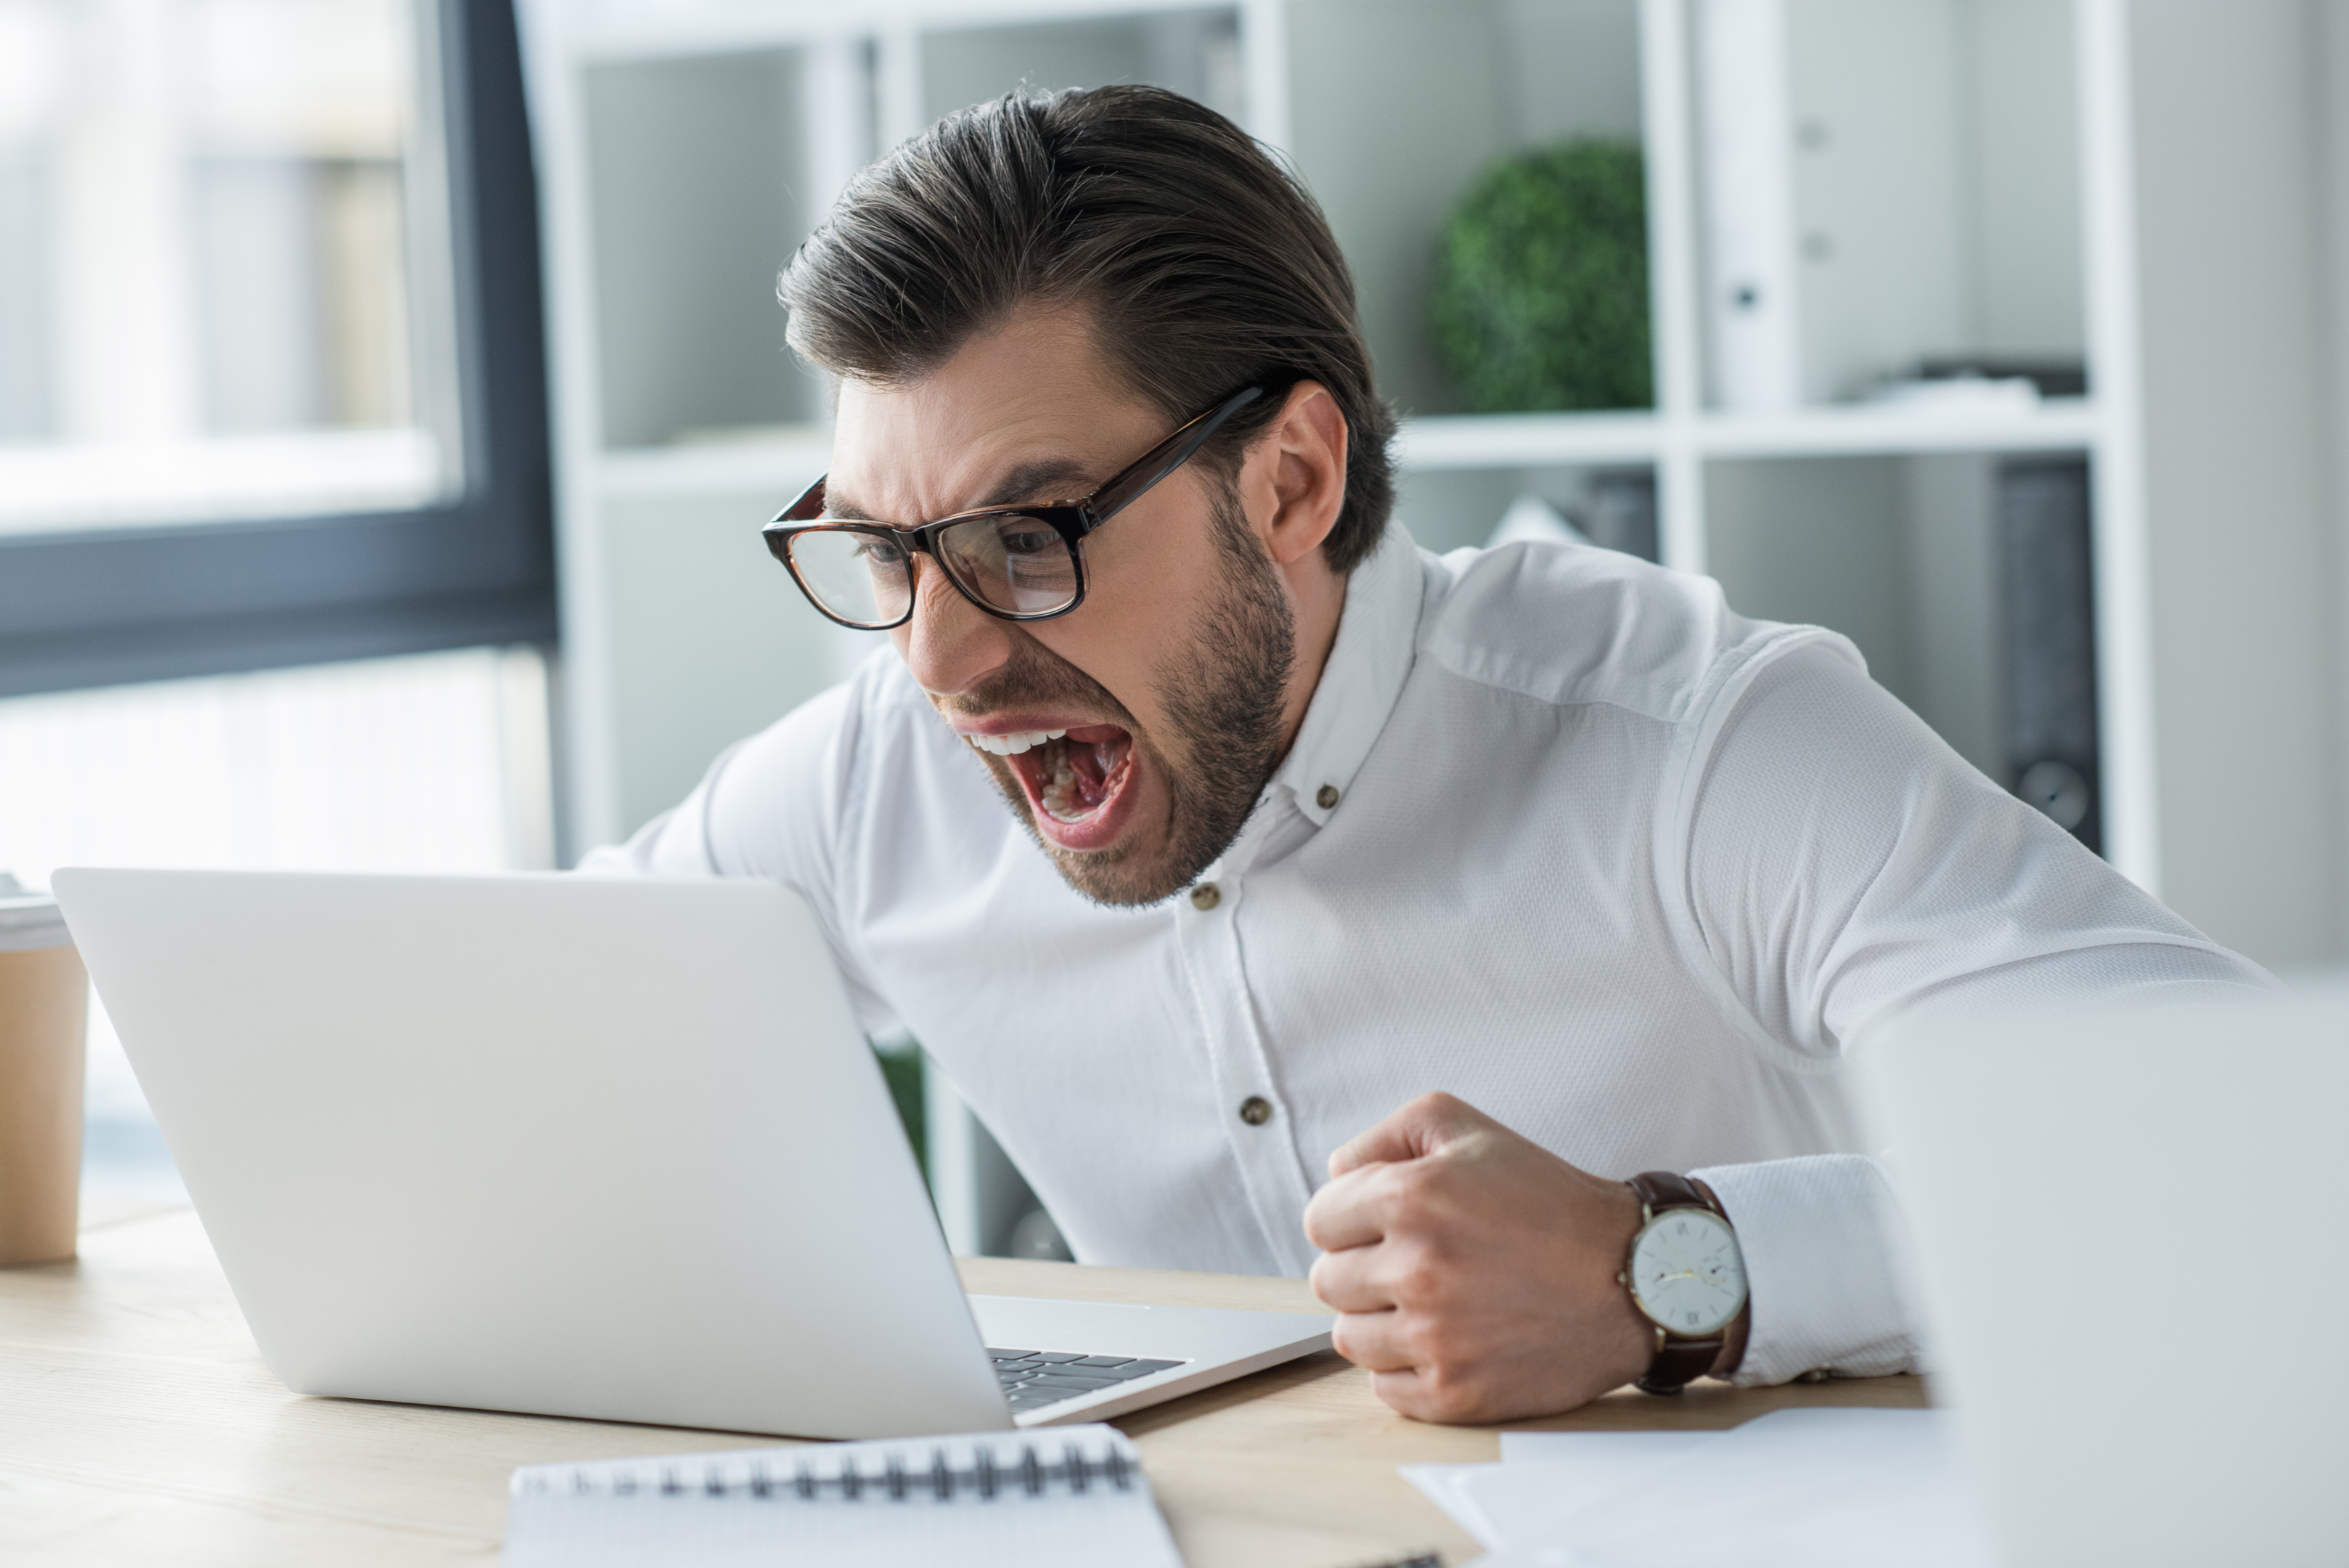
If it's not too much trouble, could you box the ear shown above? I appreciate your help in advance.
[1239,381,1349,567]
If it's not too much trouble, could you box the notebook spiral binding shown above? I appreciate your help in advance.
[520,1439,1135,1503]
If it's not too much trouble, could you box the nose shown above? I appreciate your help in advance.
[893,557,1016,699]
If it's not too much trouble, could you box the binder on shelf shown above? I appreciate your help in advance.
[1999,457,2100,854]
[1696,0,1802,412]
[1587,468,1660,563]
[504,1425,1185,1568]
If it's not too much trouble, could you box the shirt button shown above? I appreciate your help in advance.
[1238,1095,1273,1126]
[1190,882,1221,910]
[1316,784,1339,810]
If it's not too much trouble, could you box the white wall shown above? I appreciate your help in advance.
[2133,0,2340,966]
[1286,0,1509,417]
[1704,454,1919,702]
[1966,0,2084,359]
[581,49,821,446]
[596,486,875,836]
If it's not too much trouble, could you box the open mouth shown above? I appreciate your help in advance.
[968,724,1137,846]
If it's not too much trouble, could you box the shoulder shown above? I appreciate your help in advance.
[1412,539,1862,727]
[720,643,954,804]
[693,643,968,869]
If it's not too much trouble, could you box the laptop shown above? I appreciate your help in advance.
[1858,982,2349,1567]
[52,867,1331,1441]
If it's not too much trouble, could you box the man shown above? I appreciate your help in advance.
[587,86,2264,1421]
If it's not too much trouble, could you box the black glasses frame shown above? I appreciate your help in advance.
[763,384,1267,630]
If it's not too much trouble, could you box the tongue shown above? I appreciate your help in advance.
[1039,727,1131,821]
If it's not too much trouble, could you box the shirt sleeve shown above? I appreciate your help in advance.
[1688,1153,1915,1382]
[571,677,904,1036]
[1677,642,2273,1384]
[575,680,854,885]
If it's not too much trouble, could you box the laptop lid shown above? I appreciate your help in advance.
[1858,983,2349,1567]
[54,868,1010,1440]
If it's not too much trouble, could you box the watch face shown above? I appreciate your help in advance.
[1628,1207,1747,1337]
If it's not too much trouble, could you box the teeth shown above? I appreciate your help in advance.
[1041,743,1086,822]
[968,728,1069,756]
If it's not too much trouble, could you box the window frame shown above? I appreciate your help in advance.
[0,0,555,701]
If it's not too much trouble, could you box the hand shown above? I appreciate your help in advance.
[1303,1093,1739,1423]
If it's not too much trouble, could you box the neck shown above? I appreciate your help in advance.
[1272,550,1349,764]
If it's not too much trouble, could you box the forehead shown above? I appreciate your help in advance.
[827,305,1161,523]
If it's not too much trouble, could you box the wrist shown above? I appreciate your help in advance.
[1618,1172,1749,1394]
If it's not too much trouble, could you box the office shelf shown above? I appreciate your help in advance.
[595,432,832,499]
[1393,400,2101,473]
[1691,400,2101,460]
[522,0,2349,973]
[1394,412,1664,470]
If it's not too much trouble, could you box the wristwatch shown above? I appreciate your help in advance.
[1619,1171,1749,1395]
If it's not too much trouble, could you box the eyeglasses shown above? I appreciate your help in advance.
[763,385,1267,631]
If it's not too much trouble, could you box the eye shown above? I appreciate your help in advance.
[851,535,907,567]
[997,522,1059,557]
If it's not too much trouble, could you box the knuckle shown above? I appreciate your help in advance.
[1387,1244,1446,1308]
[1378,1163,1463,1237]
[1405,1090,1468,1132]
[1410,1364,1482,1424]
[1417,1090,1475,1125]
[1396,1318,1445,1370]
[1383,1159,1441,1211]
[1437,1387,1492,1424]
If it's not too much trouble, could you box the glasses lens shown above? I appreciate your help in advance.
[785,528,913,627]
[937,513,1079,616]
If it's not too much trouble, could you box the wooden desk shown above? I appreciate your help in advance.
[0,1201,1925,1567]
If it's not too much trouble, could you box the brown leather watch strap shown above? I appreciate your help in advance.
[1627,1170,1709,1215]
[1625,1170,1728,1397]
[1636,1331,1722,1396]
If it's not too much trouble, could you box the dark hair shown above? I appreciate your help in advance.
[779,85,1397,574]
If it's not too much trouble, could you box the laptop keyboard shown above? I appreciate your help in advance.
[988,1347,1190,1414]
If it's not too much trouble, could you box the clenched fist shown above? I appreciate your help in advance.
[1302,1092,1746,1423]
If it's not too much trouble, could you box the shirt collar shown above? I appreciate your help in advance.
[1268,526,1424,829]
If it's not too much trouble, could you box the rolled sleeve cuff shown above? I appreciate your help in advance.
[1688,1153,1921,1385]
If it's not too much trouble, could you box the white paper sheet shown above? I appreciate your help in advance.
[1496,1432,1717,1468]
[1406,1434,1720,1549]
[1472,1409,1993,1568]
[1400,1464,1507,1548]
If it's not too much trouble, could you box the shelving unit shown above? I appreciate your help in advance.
[518,0,2348,965]
[1393,400,2104,470]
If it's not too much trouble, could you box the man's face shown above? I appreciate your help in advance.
[826,308,1297,905]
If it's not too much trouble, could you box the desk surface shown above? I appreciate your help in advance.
[1,1199,1925,1567]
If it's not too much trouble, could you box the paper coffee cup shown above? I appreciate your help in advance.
[0,874,86,1266]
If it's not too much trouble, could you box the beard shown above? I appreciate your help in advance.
[951,487,1296,907]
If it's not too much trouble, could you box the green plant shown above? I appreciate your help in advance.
[873,1041,926,1182]
[1429,139,1652,413]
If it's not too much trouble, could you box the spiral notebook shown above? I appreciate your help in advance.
[505,1424,1185,1567]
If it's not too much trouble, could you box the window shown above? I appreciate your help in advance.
[0,646,556,1201]
[0,0,554,697]
[0,0,555,1199]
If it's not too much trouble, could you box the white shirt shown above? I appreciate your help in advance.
[586,528,2266,1384]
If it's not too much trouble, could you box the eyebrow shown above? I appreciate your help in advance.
[824,456,1100,526]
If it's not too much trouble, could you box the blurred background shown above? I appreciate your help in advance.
[4,0,2343,1252]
